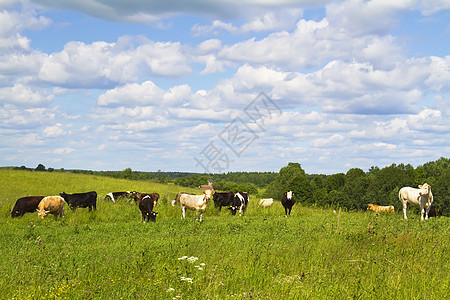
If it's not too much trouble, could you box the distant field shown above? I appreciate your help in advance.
[0,170,448,299]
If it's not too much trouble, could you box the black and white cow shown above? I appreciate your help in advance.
[281,191,295,217]
[60,191,97,211]
[137,194,158,222]
[231,192,249,216]
[10,196,44,218]
[213,192,235,211]
[104,191,133,203]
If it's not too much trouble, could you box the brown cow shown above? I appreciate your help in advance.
[37,196,65,219]
[367,204,395,214]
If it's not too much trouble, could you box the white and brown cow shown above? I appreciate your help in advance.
[399,183,433,220]
[179,189,214,221]
[37,196,65,219]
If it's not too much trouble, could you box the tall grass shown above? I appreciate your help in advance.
[0,170,448,299]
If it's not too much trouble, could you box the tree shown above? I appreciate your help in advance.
[266,162,313,204]
[35,164,46,172]
[122,168,133,180]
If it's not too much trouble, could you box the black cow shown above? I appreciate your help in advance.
[104,191,133,202]
[10,196,44,218]
[60,191,97,211]
[281,191,295,217]
[213,192,235,211]
[132,193,158,222]
[230,192,249,216]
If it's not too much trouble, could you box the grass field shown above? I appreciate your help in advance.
[0,170,449,299]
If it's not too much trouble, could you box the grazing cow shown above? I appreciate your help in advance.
[399,183,433,220]
[60,191,97,211]
[258,198,273,207]
[137,194,158,222]
[11,196,44,218]
[37,196,65,219]
[231,192,249,216]
[105,191,133,203]
[281,191,295,217]
[213,192,235,211]
[179,189,214,221]
[367,204,395,214]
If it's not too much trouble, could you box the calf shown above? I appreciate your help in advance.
[213,192,235,211]
[60,191,97,211]
[281,191,295,217]
[11,196,44,218]
[230,192,249,216]
[258,198,273,207]
[367,204,395,214]
[37,196,65,219]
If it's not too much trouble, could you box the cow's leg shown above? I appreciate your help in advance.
[140,213,144,223]
[239,204,243,216]
[181,206,186,219]
[288,207,292,217]
[420,204,425,221]
[402,201,408,219]
[425,205,431,220]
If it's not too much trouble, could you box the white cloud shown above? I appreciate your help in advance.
[43,123,66,137]
[54,147,75,154]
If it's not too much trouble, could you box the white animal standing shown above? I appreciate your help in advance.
[258,198,273,207]
[179,189,214,221]
[398,183,433,220]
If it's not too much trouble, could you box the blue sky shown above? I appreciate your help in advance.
[1,0,449,174]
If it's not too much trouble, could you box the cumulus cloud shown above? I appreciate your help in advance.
[38,37,191,88]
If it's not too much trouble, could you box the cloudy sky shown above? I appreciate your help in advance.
[1,0,449,174]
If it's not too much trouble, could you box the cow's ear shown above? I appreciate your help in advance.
[418,185,422,188]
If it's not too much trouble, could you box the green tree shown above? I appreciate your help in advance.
[35,164,46,172]
[122,168,133,180]
[266,162,313,204]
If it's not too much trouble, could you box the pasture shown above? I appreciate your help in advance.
[0,170,449,299]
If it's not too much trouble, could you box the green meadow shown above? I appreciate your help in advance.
[0,170,448,299]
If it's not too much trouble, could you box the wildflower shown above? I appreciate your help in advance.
[178,256,188,260]
[200,263,206,266]
[166,288,175,292]
[187,256,198,263]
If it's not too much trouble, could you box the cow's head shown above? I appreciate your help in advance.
[147,211,158,222]
[367,204,374,210]
[203,189,214,200]
[287,191,293,200]
[36,208,50,219]
[418,183,431,196]
[10,209,19,218]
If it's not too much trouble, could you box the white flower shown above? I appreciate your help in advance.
[178,256,188,260]
[166,288,175,292]
[200,263,206,266]
[187,256,198,263]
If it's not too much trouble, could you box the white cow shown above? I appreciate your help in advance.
[399,183,433,220]
[258,198,273,207]
[179,189,213,221]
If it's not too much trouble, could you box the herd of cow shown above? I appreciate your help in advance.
[9,183,438,222]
